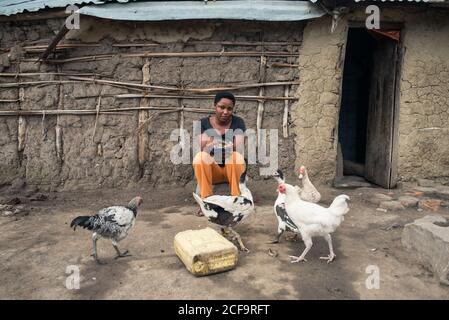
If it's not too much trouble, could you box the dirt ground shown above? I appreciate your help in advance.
[1,179,449,300]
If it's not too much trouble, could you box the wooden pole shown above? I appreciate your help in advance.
[23,50,298,64]
[92,95,102,142]
[138,60,151,168]
[17,62,26,156]
[0,106,209,116]
[56,66,63,163]
[283,85,290,138]
[257,52,267,148]
[111,93,297,102]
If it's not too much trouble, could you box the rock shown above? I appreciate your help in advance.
[417,179,437,187]
[366,193,394,205]
[402,215,449,285]
[3,210,14,216]
[418,199,442,212]
[413,187,440,198]
[334,176,372,188]
[435,186,449,201]
[379,201,405,211]
[398,196,419,208]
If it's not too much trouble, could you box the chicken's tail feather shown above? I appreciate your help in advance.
[329,194,350,217]
[192,192,206,212]
[70,216,93,231]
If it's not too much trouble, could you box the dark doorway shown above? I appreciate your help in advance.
[338,27,401,188]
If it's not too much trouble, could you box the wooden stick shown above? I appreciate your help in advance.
[0,72,111,78]
[69,76,299,93]
[0,110,134,116]
[92,96,102,142]
[138,60,151,167]
[257,54,267,148]
[179,104,186,150]
[0,80,80,88]
[41,110,47,140]
[112,93,298,101]
[135,109,179,135]
[270,63,299,68]
[0,106,209,117]
[0,99,20,102]
[2,40,300,51]
[18,85,26,153]
[39,24,70,61]
[24,44,102,52]
[113,41,301,47]
[23,50,298,64]
[283,86,290,138]
[108,106,211,113]
[56,66,63,163]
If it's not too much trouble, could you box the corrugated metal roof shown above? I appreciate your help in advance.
[0,0,105,16]
[78,0,326,21]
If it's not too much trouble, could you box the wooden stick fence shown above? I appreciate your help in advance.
[21,50,298,64]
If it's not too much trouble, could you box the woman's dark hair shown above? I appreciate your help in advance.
[214,91,235,106]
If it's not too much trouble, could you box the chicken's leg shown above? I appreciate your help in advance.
[319,234,336,263]
[269,228,284,244]
[112,239,131,259]
[228,227,249,252]
[290,236,312,263]
[221,227,231,237]
[91,232,105,265]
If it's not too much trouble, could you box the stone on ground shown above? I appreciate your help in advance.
[365,193,394,205]
[379,201,405,211]
[398,196,420,208]
[402,215,449,286]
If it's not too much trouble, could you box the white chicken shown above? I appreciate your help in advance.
[70,196,143,264]
[297,165,321,203]
[278,183,349,263]
[192,172,254,252]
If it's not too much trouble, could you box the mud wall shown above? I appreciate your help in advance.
[0,17,303,191]
[293,7,449,184]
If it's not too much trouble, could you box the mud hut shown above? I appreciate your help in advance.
[0,0,448,191]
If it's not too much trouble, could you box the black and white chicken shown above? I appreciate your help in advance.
[271,169,300,243]
[192,172,254,252]
[70,196,143,264]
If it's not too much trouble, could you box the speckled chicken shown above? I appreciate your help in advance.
[70,196,143,264]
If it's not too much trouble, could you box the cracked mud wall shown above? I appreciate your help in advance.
[292,16,346,184]
[397,10,449,184]
[294,8,449,185]
[0,17,302,191]
[2,8,448,191]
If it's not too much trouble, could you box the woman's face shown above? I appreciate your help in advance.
[214,98,234,123]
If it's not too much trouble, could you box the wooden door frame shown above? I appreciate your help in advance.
[337,22,404,188]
